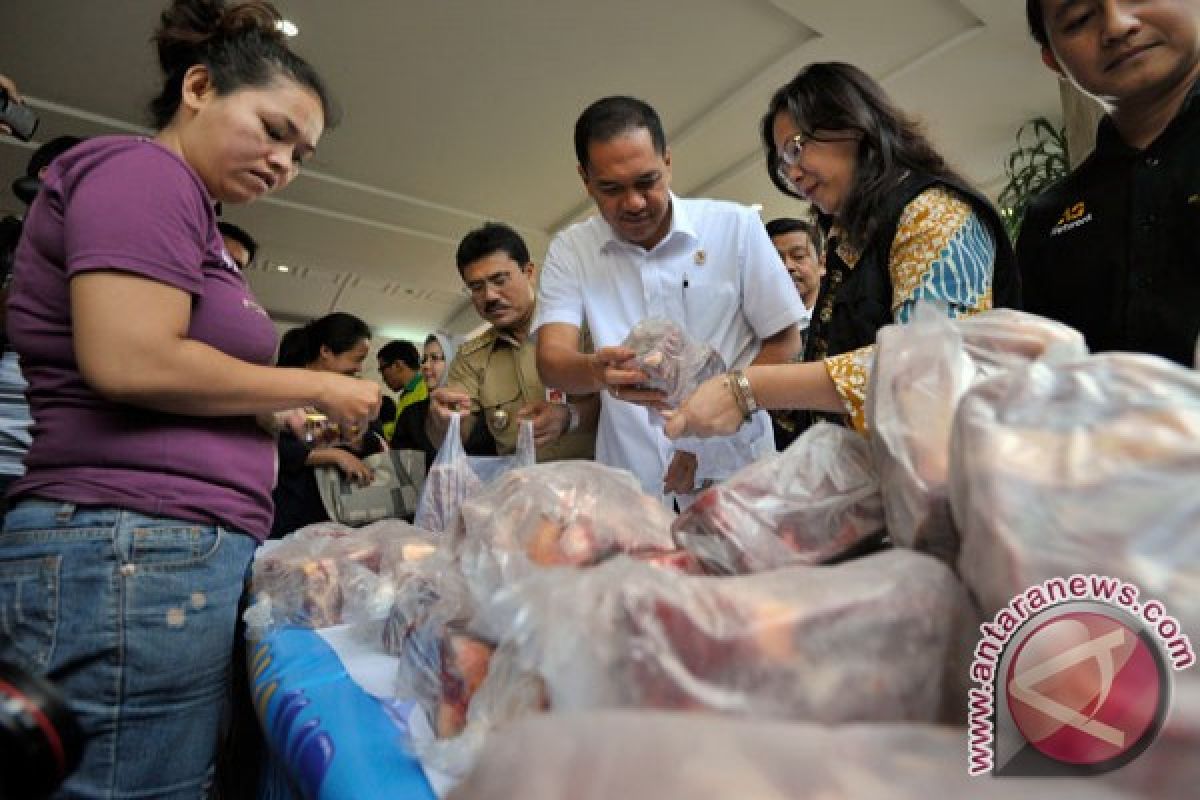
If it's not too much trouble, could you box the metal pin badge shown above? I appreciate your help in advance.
[491,408,510,431]
[693,249,706,266]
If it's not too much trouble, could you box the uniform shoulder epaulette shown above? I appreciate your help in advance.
[457,328,497,357]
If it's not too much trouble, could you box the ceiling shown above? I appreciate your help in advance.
[1,0,1061,373]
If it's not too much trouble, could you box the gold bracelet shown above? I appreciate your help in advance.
[727,370,758,419]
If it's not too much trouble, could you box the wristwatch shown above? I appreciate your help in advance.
[559,402,580,435]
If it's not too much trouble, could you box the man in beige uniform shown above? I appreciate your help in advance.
[427,222,596,461]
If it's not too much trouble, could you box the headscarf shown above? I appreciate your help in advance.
[426,331,460,387]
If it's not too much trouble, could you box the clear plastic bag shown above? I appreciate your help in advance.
[622,318,765,484]
[451,711,1137,800]
[949,352,1200,630]
[244,519,439,640]
[410,640,549,780]
[456,461,691,636]
[866,307,1087,562]
[621,318,726,408]
[499,549,970,725]
[673,423,884,575]
[413,412,535,533]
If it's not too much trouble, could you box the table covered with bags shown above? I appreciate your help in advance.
[247,310,1200,799]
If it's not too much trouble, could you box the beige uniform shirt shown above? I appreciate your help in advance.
[447,327,595,462]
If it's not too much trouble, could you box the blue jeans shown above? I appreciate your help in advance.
[0,500,259,799]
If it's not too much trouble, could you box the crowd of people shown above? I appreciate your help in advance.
[0,0,1197,796]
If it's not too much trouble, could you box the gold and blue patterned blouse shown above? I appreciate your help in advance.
[824,186,996,431]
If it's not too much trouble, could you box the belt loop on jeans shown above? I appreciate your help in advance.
[54,502,77,524]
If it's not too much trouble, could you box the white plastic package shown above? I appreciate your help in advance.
[949,352,1200,631]
[867,307,1087,561]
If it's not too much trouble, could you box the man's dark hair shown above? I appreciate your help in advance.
[765,217,825,258]
[217,220,258,265]
[574,96,667,172]
[277,312,369,367]
[151,0,339,130]
[377,339,420,370]
[1026,0,1049,48]
[455,222,530,274]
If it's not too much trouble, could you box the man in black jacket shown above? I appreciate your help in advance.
[1018,0,1200,366]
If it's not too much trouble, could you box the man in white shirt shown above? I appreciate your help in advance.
[536,96,809,506]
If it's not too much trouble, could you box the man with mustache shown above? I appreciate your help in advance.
[1018,0,1200,365]
[535,96,809,506]
[427,222,597,460]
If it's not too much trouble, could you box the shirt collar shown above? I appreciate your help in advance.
[403,373,425,393]
[1095,75,1200,155]
[598,192,698,254]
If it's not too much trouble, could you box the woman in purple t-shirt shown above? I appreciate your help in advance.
[0,1,380,795]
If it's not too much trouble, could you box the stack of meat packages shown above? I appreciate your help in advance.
[386,320,980,779]
[248,311,1200,797]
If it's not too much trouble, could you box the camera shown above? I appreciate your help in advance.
[0,88,39,142]
[0,660,83,799]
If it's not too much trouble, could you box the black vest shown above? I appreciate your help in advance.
[803,172,1020,427]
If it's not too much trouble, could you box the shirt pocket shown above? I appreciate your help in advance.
[682,274,739,336]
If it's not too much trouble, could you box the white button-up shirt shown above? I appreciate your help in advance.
[535,194,810,504]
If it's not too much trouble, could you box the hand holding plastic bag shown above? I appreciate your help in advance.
[621,318,726,408]
[413,412,535,533]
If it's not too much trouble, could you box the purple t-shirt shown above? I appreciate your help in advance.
[6,136,279,539]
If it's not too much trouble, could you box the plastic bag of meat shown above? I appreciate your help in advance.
[867,307,1087,562]
[414,412,535,533]
[458,461,694,633]
[244,519,438,639]
[673,423,884,575]
[621,318,726,408]
[950,352,1200,632]
[502,549,971,725]
[451,711,1139,800]
[622,318,768,486]
[382,547,487,738]
[411,640,550,780]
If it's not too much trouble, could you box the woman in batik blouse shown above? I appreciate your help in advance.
[666,61,1018,438]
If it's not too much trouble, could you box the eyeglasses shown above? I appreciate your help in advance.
[774,129,861,192]
[462,269,513,297]
[420,354,445,364]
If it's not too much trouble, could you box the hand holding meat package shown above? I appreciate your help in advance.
[672,422,885,575]
[244,519,440,640]
[866,307,1087,562]
[621,317,765,482]
[621,317,726,407]
[498,549,971,725]
[413,412,535,533]
[950,352,1200,631]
